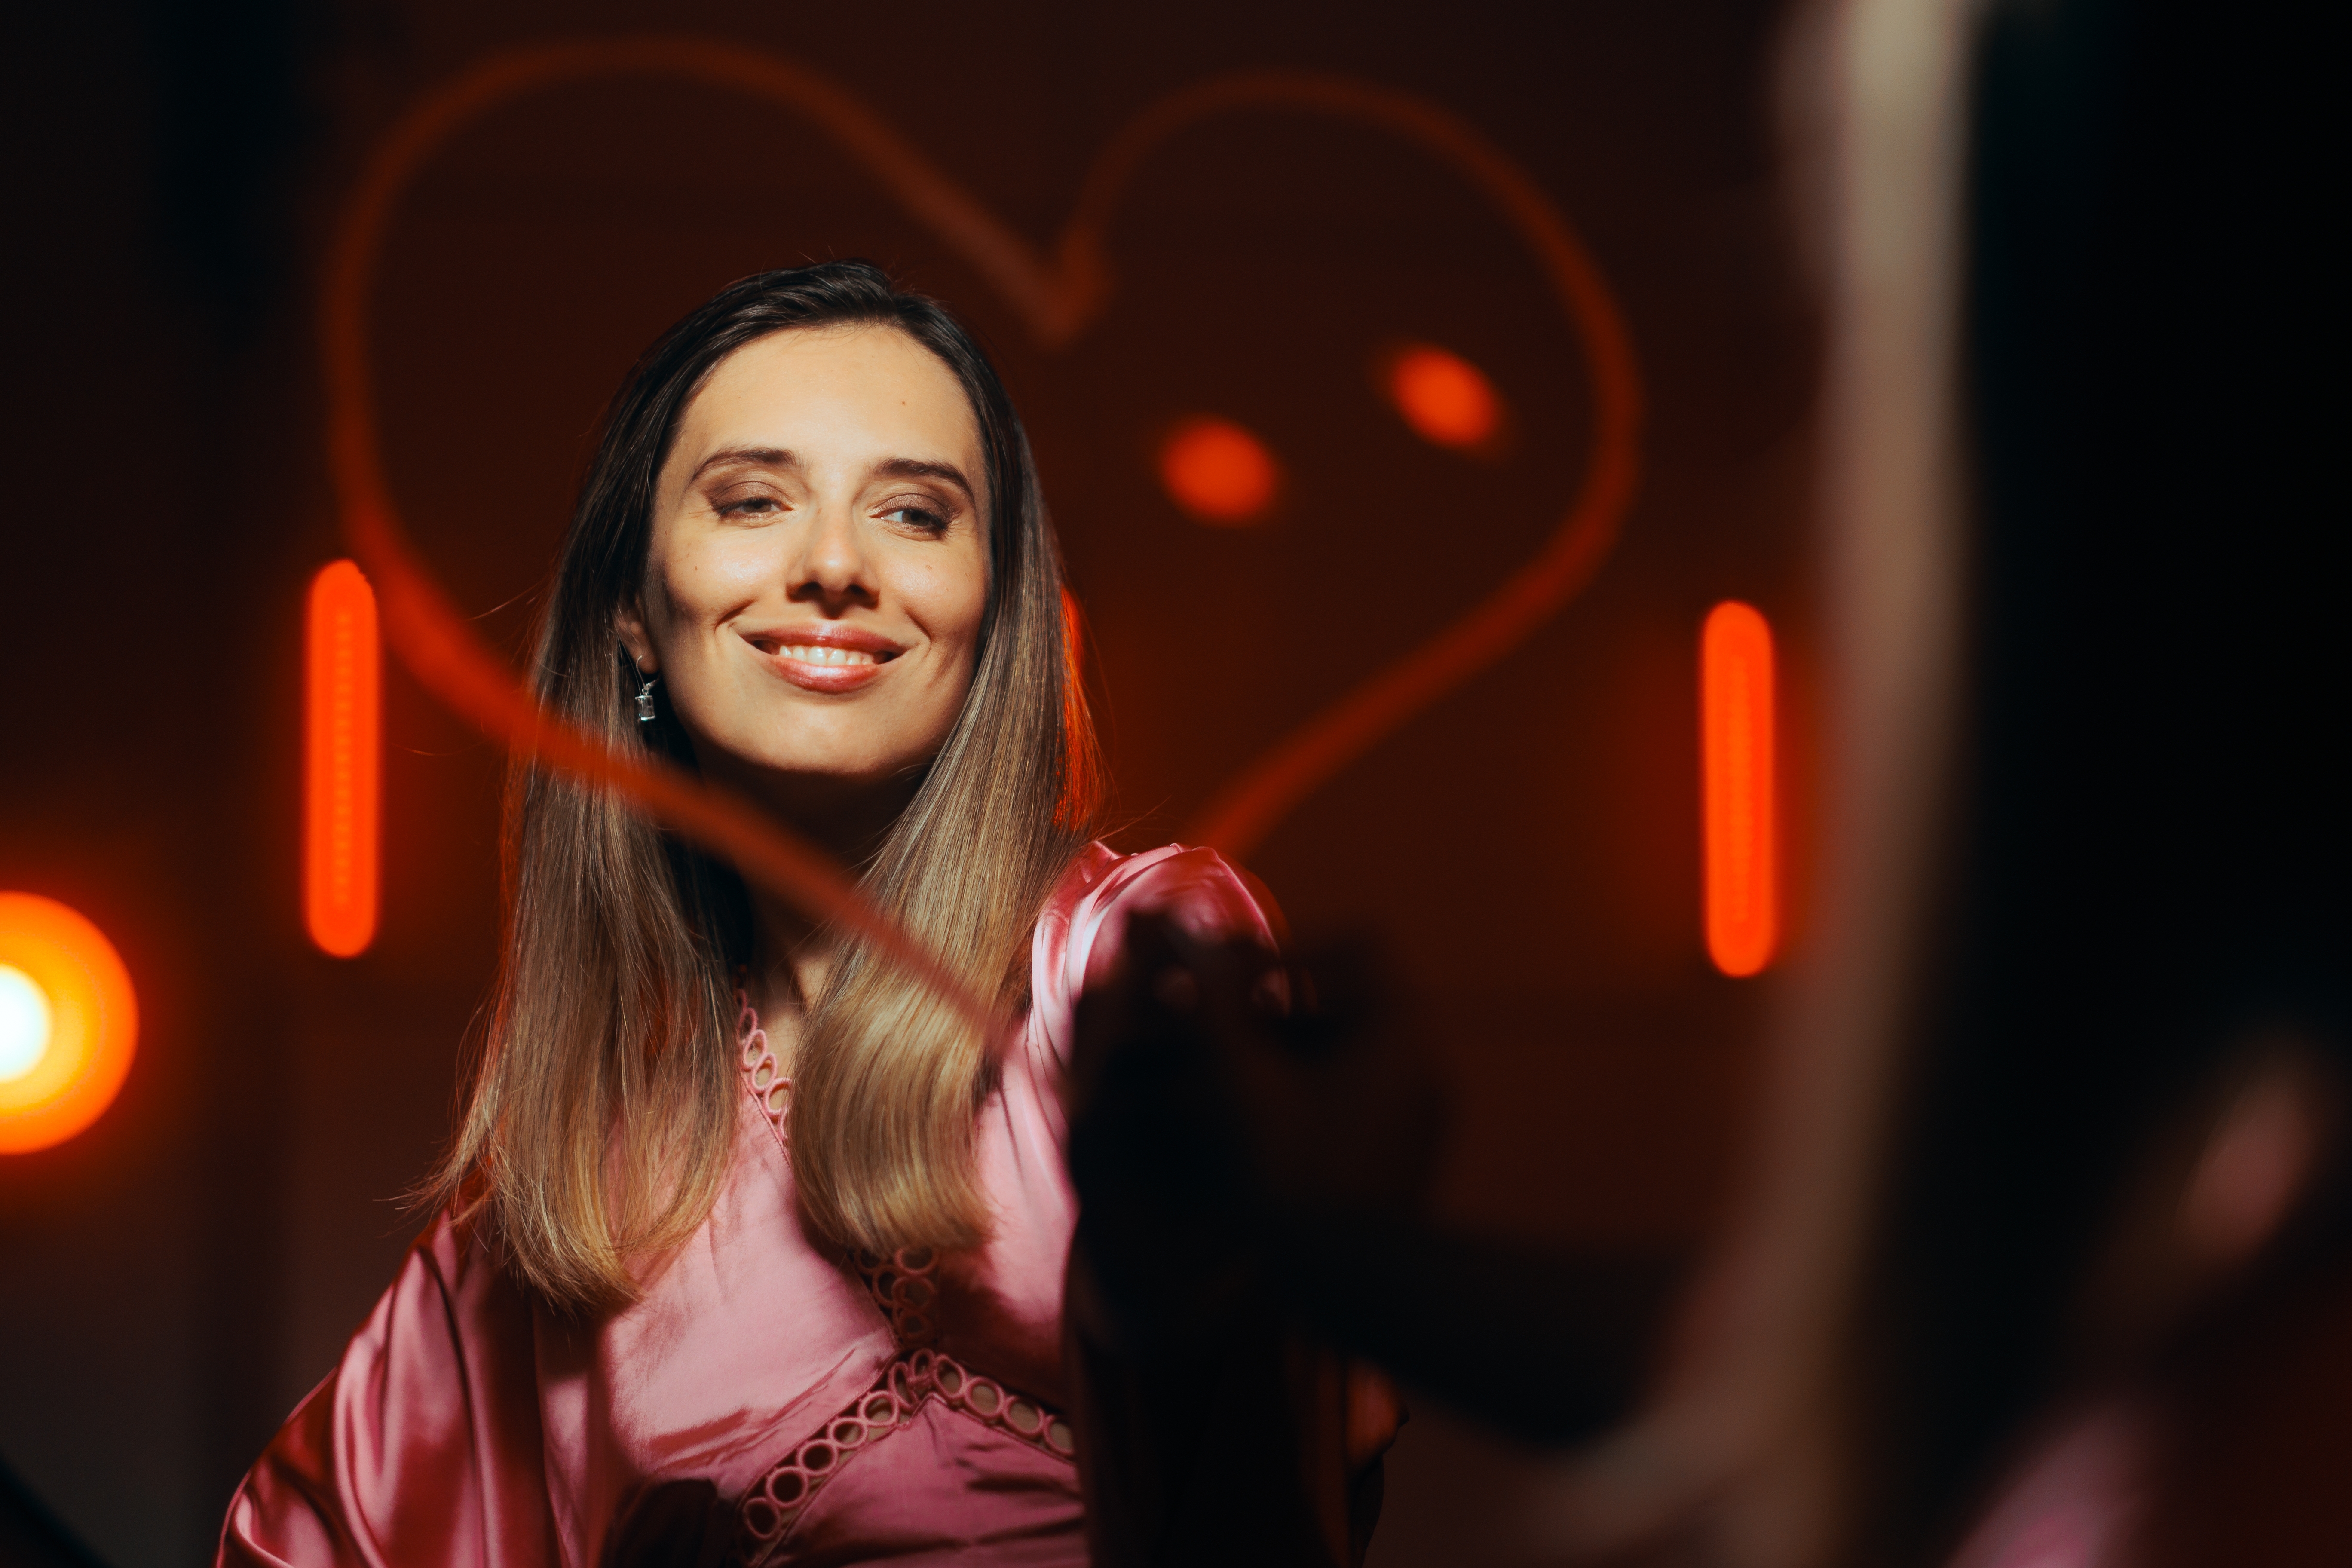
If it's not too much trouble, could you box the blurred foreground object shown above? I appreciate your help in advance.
[1063,913,1679,1566]
[1536,0,1984,1556]
[1843,0,2349,1556]
[0,892,137,1155]
[1580,0,2349,1562]
[1948,1041,2352,1568]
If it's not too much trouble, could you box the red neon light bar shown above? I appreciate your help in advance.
[305,560,380,958]
[1702,600,1778,977]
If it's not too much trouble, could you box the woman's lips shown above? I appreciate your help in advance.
[749,628,901,693]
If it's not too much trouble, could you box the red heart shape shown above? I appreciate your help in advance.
[322,37,1642,997]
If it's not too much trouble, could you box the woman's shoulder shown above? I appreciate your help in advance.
[1028,842,1286,1047]
[1043,839,1285,961]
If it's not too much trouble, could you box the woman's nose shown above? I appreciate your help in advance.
[786,504,878,614]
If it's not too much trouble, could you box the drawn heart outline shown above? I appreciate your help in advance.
[320,37,1643,1023]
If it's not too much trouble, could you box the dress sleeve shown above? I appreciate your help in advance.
[1027,842,1287,1072]
[215,1213,556,1568]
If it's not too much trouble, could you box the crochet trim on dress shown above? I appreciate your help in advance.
[732,1348,1076,1565]
[735,990,790,1146]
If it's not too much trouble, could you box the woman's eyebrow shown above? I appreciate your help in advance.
[873,457,976,508]
[689,446,798,481]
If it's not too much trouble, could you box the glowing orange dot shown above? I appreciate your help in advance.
[1384,343,1504,451]
[0,893,137,1154]
[1701,601,1778,977]
[1158,416,1280,526]
[305,559,380,958]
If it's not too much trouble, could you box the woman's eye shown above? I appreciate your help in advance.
[880,502,949,533]
[718,494,781,518]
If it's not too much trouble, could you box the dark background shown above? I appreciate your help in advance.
[0,3,1813,1563]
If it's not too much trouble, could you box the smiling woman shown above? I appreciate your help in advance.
[618,328,991,796]
[215,262,1313,1567]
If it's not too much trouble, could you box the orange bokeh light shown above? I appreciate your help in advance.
[1383,343,1504,452]
[0,893,137,1154]
[1702,600,1778,977]
[306,559,380,958]
[1158,415,1280,525]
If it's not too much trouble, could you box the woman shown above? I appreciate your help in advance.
[218,261,1283,1566]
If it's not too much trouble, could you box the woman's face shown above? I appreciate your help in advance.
[619,325,990,802]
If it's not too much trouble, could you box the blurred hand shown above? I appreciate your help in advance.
[1064,912,1445,1350]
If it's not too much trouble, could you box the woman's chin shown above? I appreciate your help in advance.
[716,749,934,812]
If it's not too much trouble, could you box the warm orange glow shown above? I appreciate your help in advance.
[1383,343,1504,452]
[0,894,137,1154]
[1702,601,1778,977]
[1055,586,1099,827]
[306,560,381,958]
[1061,585,1085,675]
[1158,415,1280,525]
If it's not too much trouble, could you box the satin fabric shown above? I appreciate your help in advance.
[218,843,1278,1568]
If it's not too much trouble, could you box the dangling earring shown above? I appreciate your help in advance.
[635,675,658,725]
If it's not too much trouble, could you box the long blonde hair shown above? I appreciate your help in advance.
[430,262,1103,1311]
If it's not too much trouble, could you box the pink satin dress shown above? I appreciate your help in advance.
[218,843,1278,1568]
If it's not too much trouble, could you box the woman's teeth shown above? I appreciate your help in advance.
[778,645,878,666]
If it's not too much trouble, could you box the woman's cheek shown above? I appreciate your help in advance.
[894,560,988,651]
[682,549,757,613]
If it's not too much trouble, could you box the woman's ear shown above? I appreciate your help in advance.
[615,599,658,674]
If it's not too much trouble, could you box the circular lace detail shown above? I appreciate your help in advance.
[732,1348,1075,1564]
[853,1245,941,1348]
[735,990,791,1135]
